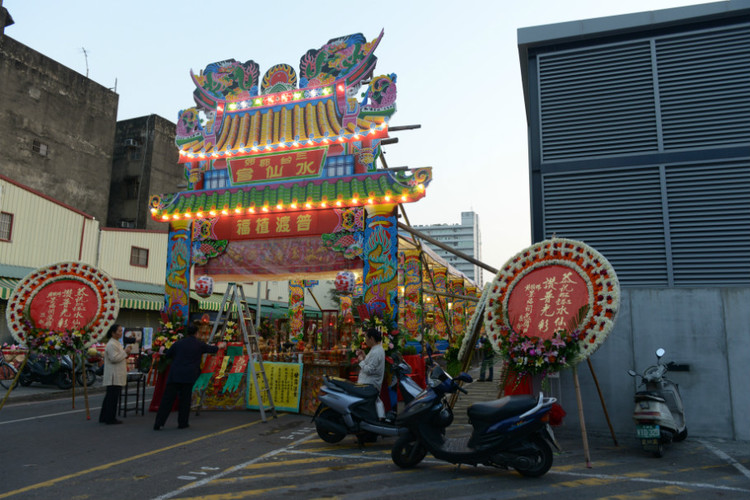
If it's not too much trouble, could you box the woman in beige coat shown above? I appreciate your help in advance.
[98,324,132,424]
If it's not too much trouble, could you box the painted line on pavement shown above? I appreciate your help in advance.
[151,428,318,500]
[698,439,750,480]
[0,408,90,425]
[0,417,276,499]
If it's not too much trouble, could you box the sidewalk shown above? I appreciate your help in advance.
[2,378,107,404]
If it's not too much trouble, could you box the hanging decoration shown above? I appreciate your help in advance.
[195,275,214,298]
[334,271,356,294]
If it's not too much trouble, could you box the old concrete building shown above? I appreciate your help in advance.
[0,32,118,224]
[109,115,180,232]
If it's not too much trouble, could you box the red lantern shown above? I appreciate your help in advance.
[195,275,214,298]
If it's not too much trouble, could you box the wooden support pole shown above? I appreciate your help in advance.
[587,358,617,446]
[573,365,592,468]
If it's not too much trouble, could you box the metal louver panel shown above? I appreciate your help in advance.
[656,25,750,150]
[666,161,750,285]
[538,42,658,162]
[542,167,668,285]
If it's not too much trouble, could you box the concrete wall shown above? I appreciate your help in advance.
[554,287,750,441]
[0,36,118,224]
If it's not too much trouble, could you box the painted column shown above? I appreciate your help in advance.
[289,280,305,340]
[402,249,422,337]
[362,204,398,323]
[432,265,448,339]
[164,220,192,323]
[450,276,466,338]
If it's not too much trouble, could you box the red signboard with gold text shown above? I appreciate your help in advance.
[211,209,340,240]
[228,148,327,185]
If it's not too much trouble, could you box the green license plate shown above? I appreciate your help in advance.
[636,424,660,439]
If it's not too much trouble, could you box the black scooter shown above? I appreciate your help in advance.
[19,353,74,389]
[392,365,559,477]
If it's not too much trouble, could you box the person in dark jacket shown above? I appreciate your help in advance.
[153,325,225,430]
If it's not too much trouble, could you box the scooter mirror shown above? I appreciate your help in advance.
[627,369,637,377]
[656,348,665,358]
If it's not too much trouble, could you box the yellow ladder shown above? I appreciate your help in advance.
[206,282,277,422]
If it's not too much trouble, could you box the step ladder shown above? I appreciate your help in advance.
[204,282,277,422]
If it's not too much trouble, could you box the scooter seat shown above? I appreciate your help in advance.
[634,391,666,403]
[326,377,380,399]
[467,395,537,423]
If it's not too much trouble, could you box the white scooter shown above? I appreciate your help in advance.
[628,348,687,457]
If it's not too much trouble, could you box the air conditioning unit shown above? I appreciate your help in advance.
[119,220,135,228]
[124,138,137,147]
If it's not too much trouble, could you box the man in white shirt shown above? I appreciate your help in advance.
[356,328,385,389]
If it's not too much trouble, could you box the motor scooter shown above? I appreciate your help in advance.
[313,354,427,445]
[628,347,687,457]
[19,353,74,389]
[392,365,559,477]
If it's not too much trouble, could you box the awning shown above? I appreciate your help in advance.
[0,277,19,300]
[0,277,164,311]
[190,292,321,318]
[119,290,164,311]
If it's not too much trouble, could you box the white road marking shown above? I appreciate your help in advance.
[699,439,750,480]
[0,408,89,424]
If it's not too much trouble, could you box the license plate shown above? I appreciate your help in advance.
[636,424,660,439]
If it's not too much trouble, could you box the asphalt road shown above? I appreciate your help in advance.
[1,383,749,499]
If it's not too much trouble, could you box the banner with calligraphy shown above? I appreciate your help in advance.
[246,361,303,412]
[210,210,340,240]
[228,148,327,185]
[194,236,363,281]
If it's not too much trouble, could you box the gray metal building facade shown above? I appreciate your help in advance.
[518,1,749,440]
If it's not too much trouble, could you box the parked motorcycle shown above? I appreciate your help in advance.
[391,365,559,478]
[69,353,98,387]
[19,353,74,389]
[313,354,426,444]
[628,347,687,457]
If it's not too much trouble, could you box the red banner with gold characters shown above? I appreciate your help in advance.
[228,148,327,184]
[211,210,340,240]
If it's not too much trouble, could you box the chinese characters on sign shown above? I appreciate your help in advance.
[228,148,327,185]
[28,280,98,331]
[506,265,589,340]
[211,210,341,240]
[246,361,303,413]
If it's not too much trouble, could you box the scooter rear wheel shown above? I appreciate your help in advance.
[315,406,346,444]
[514,435,553,478]
[77,368,97,387]
[56,370,73,390]
[674,428,688,442]
[391,433,427,469]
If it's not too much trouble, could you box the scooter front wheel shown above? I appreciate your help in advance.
[391,433,427,469]
[315,406,346,444]
[514,435,553,478]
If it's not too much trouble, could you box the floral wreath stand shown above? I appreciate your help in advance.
[485,238,621,467]
[3,262,119,417]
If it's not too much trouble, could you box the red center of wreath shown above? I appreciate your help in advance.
[507,265,589,340]
[28,279,99,331]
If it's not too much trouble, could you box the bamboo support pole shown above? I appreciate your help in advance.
[0,357,28,412]
[573,365,593,468]
[587,358,617,446]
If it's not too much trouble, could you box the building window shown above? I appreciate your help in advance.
[0,212,13,241]
[32,140,48,156]
[204,169,229,190]
[125,177,139,200]
[130,246,149,267]
[325,155,354,178]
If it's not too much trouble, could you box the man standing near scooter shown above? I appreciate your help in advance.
[356,328,386,421]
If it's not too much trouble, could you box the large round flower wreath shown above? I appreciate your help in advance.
[5,262,119,356]
[484,238,620,377]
